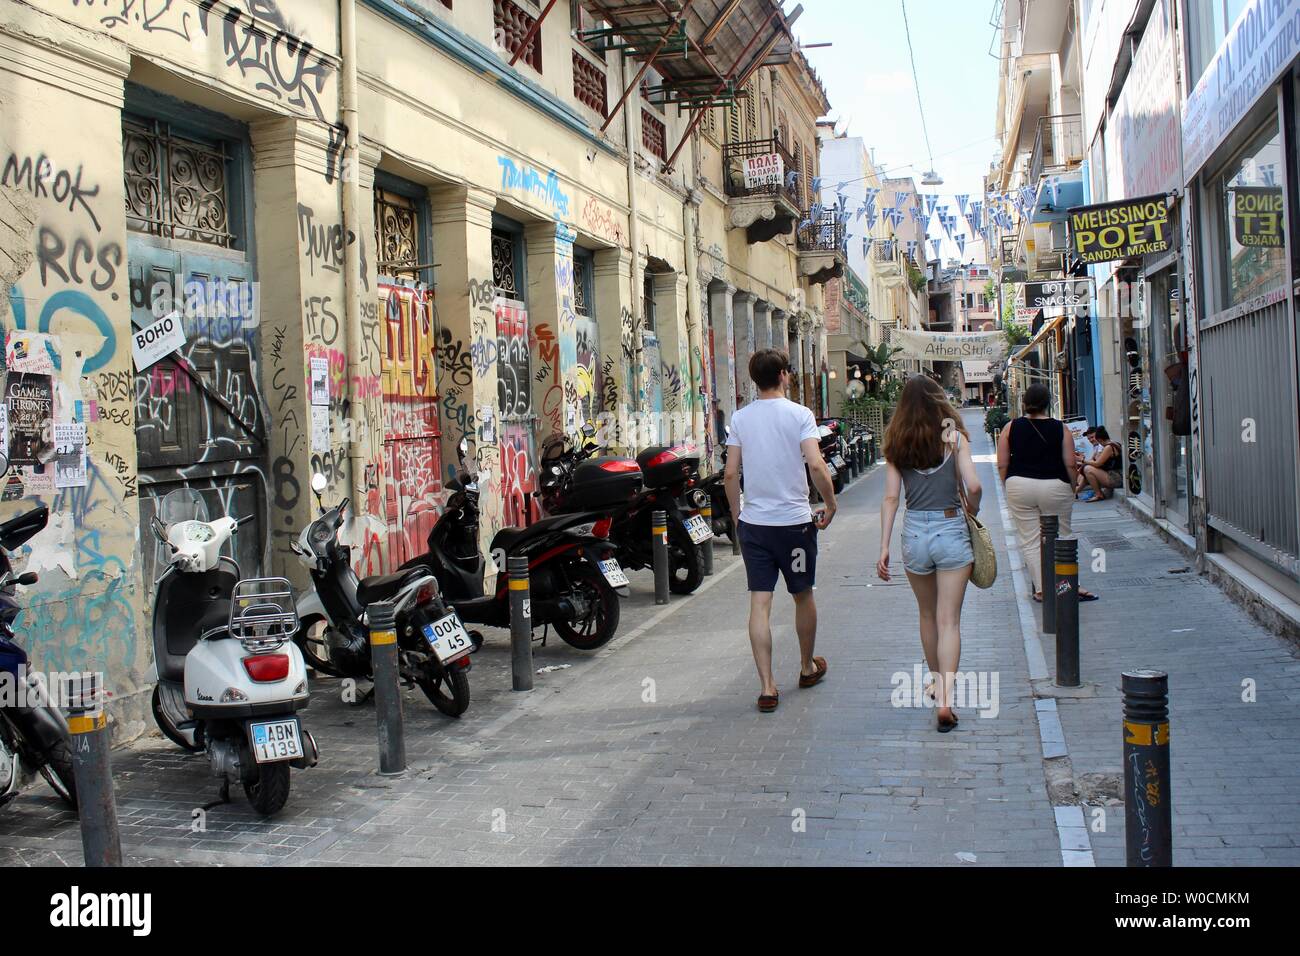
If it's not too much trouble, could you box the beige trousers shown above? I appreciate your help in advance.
[1004,476,1075,594]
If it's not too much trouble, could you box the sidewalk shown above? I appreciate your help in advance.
[1040,495,1300,866]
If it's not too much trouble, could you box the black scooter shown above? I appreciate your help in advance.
[541,436,712,595]
[700,444,735,542]
[0,501,77,813]
[401,439,629,651]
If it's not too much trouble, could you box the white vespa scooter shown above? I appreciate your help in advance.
[148,489,318,816]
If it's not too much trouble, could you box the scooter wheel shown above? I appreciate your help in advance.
[244,761,291,817]
[418,662,471,718]
[151,684,203,753]
[40,739,78,812]
[553,561,621,650]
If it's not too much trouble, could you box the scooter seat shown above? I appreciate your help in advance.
[356,567,428,608]
[491,514,580,555]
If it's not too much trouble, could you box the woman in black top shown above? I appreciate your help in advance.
[997,384,1097,601]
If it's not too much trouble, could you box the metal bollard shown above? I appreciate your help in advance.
[64,672,121,866]
[652,510,670,605]
[1054,538,1080,687]
[1039,515,1059,634]
[700,504,715,576]
[508,556,533,691]
[368,600,405,775]
[1122,670,1172,867]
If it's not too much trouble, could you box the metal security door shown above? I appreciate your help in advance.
[379,282,441,570]
[129,241,266,587]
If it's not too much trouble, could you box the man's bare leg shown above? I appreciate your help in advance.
[792,588,818,676]
[748,591,777,696]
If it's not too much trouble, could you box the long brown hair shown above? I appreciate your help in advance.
[883,375,969,470]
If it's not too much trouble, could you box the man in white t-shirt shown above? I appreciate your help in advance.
[724,348,838,713]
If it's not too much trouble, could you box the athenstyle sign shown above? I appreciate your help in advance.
[892,329,1008,362]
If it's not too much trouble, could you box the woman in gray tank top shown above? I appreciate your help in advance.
[877,376,983,733]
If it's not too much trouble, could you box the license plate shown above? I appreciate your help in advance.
[248,719,302,764]
[832,455,847,470]
[422,612,474,663]
[598,557,629,588]
[826,463,838,478]
[685,514,713,544]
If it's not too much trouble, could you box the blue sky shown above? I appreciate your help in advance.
[794,0,1000,262]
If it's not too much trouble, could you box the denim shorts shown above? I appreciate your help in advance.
[901,510,973,575]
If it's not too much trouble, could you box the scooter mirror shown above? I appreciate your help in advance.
[581,423,596,439]
[311,473,328,495]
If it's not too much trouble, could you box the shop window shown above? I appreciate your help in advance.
[495,0,542,73]
[1185,1,1251,86]
[1213,121,1287,309]
[123,116,237,249]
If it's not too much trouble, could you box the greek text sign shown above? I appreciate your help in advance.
[742,153,783,189]
[1068,195,1173,264]
[1022,279,1094,310]
[1232,186,1285,247]
[132,311,186,371]
[891,329,1007,362]
[1182,0,1300,179]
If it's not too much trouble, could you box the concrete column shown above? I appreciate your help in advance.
[733,290,757,404]
[708,280,738,427]
[525,220,580,445]
[593,246,636,453]
[652,270,690,444]
[754,300,773,353]
[772,309,789,358]
[429,184,503,587]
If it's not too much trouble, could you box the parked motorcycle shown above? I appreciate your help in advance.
[541,434,711,595]
[699,443,736,542]
[815,423,847,495]
[0,489,78,814]
[293,474,474,718]
[401,439,628,651]
[149,489,317,816]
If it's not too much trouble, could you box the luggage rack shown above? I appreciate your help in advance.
[228,577,299,651]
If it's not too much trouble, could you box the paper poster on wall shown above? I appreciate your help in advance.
[310,357,330,407]
[20,466,53,495]
[132,310,187,371]
[5,331,55,375]
[6,373,54,466]
[478,404,495,446]
[310,405,330,452]
[53,422,88,488]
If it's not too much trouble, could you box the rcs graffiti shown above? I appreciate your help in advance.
[35,228,121,294]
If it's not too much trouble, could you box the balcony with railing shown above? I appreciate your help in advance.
[797,213,845,286]
[722,137,800,244]
[872,241,903,285]
[1028,113,1083,189]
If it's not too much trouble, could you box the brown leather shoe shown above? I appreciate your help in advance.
[798,657,828,688]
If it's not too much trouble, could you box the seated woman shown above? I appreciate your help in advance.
[1079,427,1123,502]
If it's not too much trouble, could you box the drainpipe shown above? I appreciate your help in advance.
[682,136,705,459]
[621,48,643,451]
[340,0,365,508]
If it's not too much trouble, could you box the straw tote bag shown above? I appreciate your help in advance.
[956,436,997,589]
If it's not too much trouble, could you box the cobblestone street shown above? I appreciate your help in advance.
[3,412,1294,867]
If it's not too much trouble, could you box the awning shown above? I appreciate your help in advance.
[1008,313,1066,363]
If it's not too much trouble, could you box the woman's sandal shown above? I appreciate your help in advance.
[937,708,958,733]
[757,691,779,713]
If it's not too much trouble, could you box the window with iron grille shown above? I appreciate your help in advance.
[491,228,520,297]
[574,251,593,318]
[123,116,236,248]
[374,187,422,278]
[642,109,666,162]
[572,50,607,115]
[495,0,542,72]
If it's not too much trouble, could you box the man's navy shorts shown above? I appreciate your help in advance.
[736,519,818,594]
